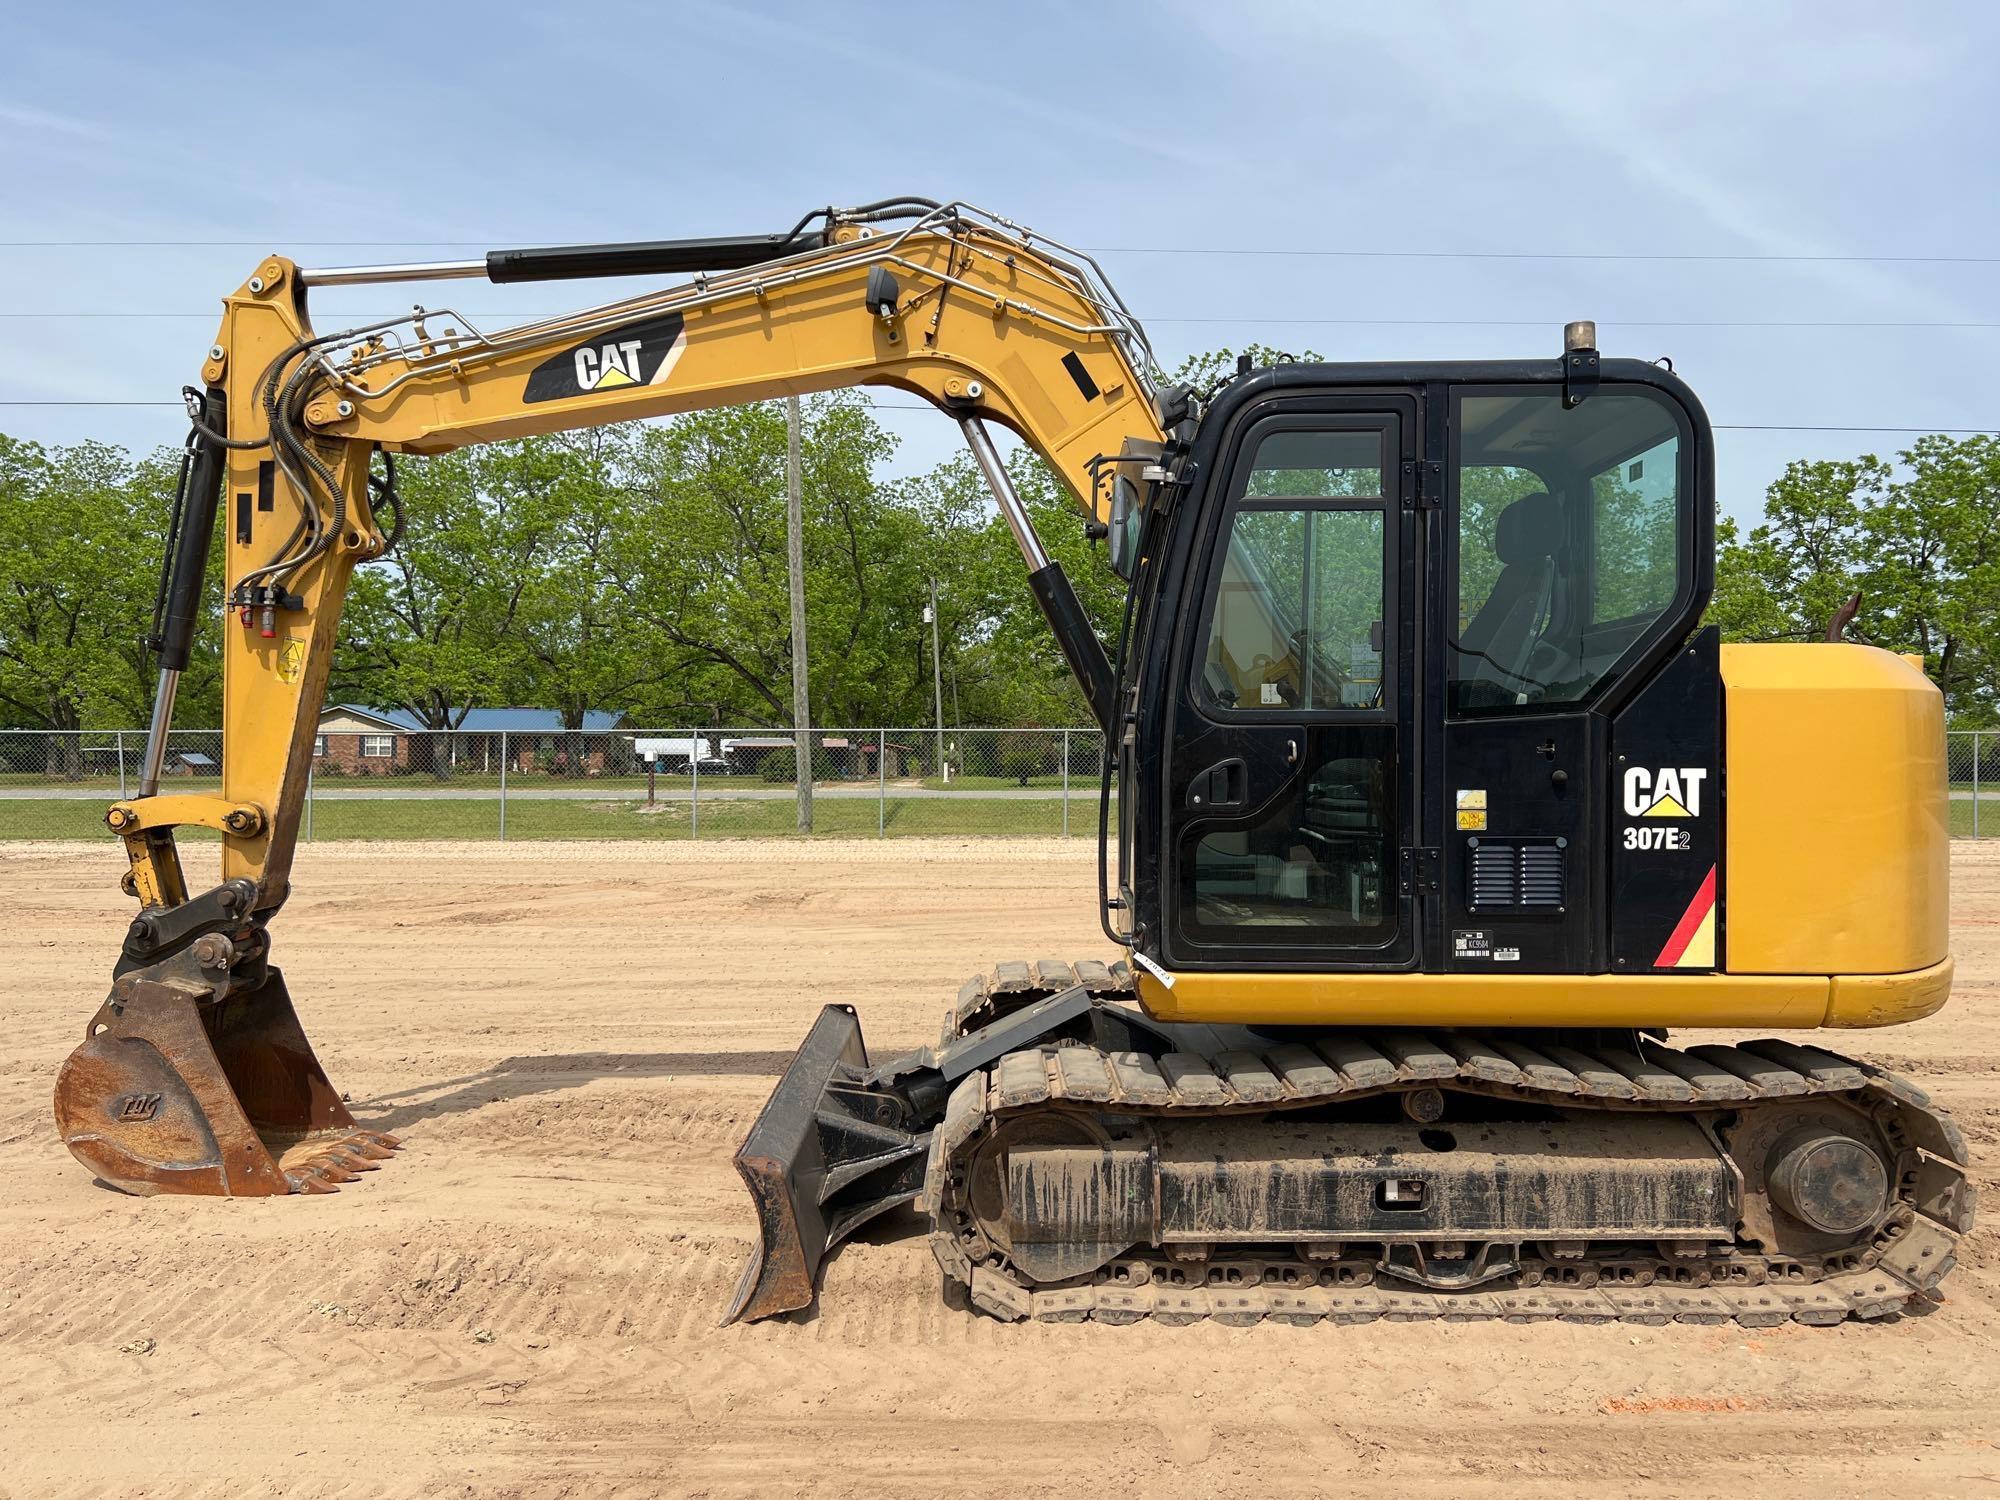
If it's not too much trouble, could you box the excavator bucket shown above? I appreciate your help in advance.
[725,1004,931,1323]
[53,964,397,1196]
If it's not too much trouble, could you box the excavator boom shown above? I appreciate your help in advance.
[55,199,1164,1204]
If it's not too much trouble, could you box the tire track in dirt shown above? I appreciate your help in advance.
[5,840,1998,1498]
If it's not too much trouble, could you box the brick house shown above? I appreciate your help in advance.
[315,706,629,777]
[314,706,416,775]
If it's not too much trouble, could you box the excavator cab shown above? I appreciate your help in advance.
[1117,348,1713,988]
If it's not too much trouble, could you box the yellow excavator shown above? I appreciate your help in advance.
[55,199,1969,1329]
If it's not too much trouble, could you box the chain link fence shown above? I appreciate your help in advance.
[1947,729,1995,839]
[3,726,1992,841]
[0,727,1114,841]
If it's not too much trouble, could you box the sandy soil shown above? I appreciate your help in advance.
[0,837,1995,1499]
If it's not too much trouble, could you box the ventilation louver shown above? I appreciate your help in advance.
[1467,838,1566,913]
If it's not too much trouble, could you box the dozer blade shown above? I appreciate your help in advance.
[726,1004,931,1324]
[53,964,397,1196]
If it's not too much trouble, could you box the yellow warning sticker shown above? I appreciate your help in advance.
[1456,809,1488,831]
[1455,788,1488,811]
[277,637,306,684]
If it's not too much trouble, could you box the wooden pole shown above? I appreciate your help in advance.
[786,397,813,833]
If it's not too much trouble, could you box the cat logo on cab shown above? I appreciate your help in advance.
[1622,765,1706,819]
[1622,765,1706,851]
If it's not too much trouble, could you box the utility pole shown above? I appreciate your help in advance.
[926,578,947,784]
[786,396,812,832]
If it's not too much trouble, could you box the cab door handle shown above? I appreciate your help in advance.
[1187,758,1247,810]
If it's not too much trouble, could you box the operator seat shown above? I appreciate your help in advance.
[1457,490,1562,699]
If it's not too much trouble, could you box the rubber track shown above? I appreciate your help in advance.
[924,961,1976,1328]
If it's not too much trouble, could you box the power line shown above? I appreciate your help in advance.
[1090,247,2000,266]
[1,238,1997,267]
[3,310,1998,331]
[1,397,1992,435]
[1711,424,2000,434]
[1160,318,2000,330]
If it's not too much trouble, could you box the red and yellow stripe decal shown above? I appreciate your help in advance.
[1655,864,1718,969]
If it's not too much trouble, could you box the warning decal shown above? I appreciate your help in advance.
[1654,864,1718,969]
[1455,788,1488,832]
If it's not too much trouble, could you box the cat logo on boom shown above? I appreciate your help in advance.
[1622,765,1708,819]
[524,311,687,403]
[575,339,644,390]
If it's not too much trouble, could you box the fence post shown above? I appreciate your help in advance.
[1975,731,1982,839]
[1061,728,1071,838]
[497,730,508,842]
[878,729,887,837]
[305,761,314,842]
[690,730,700,841]
[116,730,126,800]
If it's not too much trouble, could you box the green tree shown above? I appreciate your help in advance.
[335,439,568,751]
[1859,435,2000,719]
[0,436,211,770]
[613,395,923,727]
[1707,442,2000,723]
[513,428,668,745]
[898,446,1125,727]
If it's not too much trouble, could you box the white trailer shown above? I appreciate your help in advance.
[632,736,713,767]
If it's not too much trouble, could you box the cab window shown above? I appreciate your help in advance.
[1450,389,1688,714]
[1201,427,1388,713]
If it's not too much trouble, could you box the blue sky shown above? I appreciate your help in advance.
[2,1,1994,525]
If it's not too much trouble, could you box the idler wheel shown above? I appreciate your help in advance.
[1765,1127,1889,1234]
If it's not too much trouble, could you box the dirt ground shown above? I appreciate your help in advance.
[0,838,1994,1499]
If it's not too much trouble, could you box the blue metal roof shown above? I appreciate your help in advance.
[454,708,627,733]
[323,705,625,733]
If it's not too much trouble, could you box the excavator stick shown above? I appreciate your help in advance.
[53,965,398,1196]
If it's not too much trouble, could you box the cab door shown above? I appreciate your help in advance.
[1162,397,1419,971]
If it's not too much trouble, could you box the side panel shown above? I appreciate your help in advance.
[1441,714,1599,972]
[1132,958,1954,1030]
[1609,626,1723,973]
[1135,966,1829,1027]
[1723,643,1948,976]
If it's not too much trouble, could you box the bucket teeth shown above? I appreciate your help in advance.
[277,1129,402,1192]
